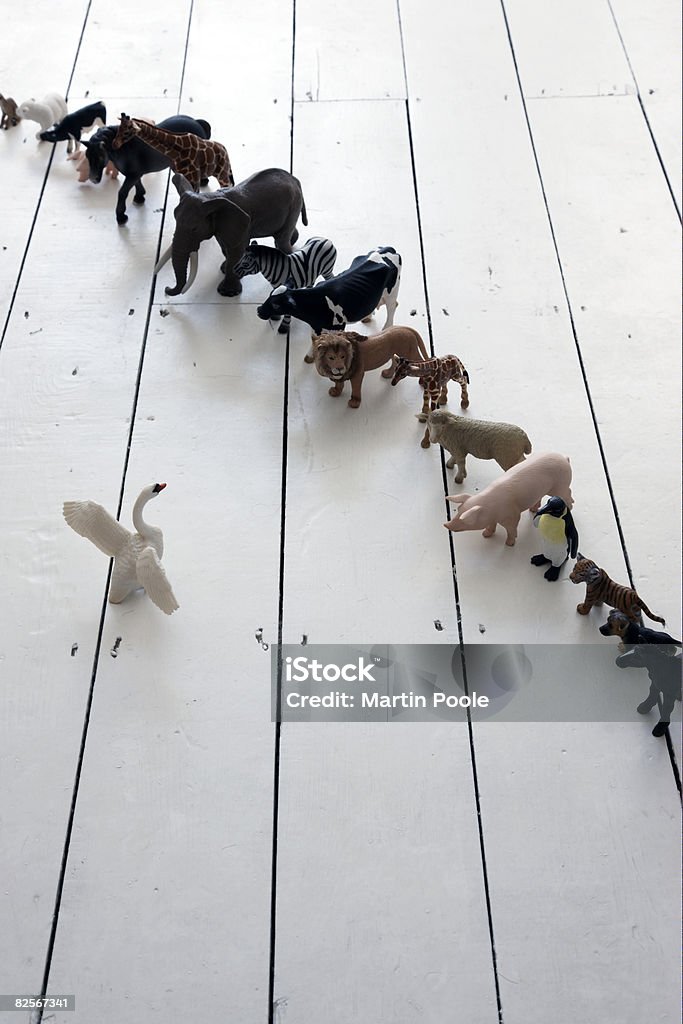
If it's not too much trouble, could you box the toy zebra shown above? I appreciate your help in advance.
[391,353,470,448]
[235,237,337,331]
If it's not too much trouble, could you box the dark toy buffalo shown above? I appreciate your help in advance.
[83,115,211,224]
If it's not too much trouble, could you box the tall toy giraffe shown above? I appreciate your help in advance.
[112,113,234,191]
[391,353,470,448]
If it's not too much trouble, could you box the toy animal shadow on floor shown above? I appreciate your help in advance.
[155,170,308,297]
[312,326,429,408]
[82,116,211,224]
[615,645,682,737]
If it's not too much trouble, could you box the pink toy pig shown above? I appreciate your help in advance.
[68,149,119,182]
[444,452,573,546]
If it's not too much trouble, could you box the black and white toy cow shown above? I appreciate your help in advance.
[40,101,107,154]
[256,246,402,361]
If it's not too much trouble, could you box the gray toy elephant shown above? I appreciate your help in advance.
[155,169,308,297]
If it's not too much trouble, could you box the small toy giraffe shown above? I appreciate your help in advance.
[112,113,234,190]
[391,353,470,448]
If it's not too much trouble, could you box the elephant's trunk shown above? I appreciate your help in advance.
[161,248,198,296]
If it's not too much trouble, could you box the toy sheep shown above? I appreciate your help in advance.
[0,94,20,130]
[17,93,67,139]
[444,451,573,546]
[427,409,531,483]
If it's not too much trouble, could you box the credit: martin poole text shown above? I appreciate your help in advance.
[272,644,665,724]
[278,654,489,716]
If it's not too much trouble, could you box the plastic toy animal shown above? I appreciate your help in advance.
[68,147,119,182]
[391,354,469,448]
[598,610,680,652]
[234,237,337,331]
[312,326,429,408]
[256,247,402,358]
[155,170,308,297]
[569,555,666,624]
[531,496,578,582]
[17,93,67,138]
[427,409,531,483]
[39,100,106,154]
[63,483,179,615]
[444,452,573,546]
[113,113,233,191]
[83,116,210,223]
[0,94,20,130]
[615,646,682,737]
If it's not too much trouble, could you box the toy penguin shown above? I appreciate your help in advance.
[530,496,578,581]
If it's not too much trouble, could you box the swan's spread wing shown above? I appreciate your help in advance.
[63,501,130,556]
[136,547,179,615]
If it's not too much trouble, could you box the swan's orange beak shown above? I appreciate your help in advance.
[153,482,167,493]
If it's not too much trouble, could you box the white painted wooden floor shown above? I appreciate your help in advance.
[0,2,680,1022]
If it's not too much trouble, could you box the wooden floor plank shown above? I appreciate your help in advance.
[401,0,628,646]
[503,0,681,213]
[276,723,499,1024]
[525,92,682,768]
[400,3,681,1023]
[68,0,192,101]
[46,305,284,1023]
[474,721,681,1024]
[522,92,681,627]
[179,0,294,172]
[293,0,405,102]
[607,0,682,212]
[0,1,88,327]
[43,3,294,1020]
[273,98,498,1023]
[0,136,174,999]
[502,0,634,98]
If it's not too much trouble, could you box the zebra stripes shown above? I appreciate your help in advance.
[235,236,337,329]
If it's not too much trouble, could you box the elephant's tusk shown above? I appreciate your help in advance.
[154,243,172,275]
[181,250,199,294]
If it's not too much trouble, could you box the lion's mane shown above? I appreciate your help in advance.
[312,332,360,380]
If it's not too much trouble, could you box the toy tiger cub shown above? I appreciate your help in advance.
[569,555,666,624]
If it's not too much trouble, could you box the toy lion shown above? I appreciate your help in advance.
[312,326,429,408]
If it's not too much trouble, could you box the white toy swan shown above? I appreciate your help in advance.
[63,483,179,615]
